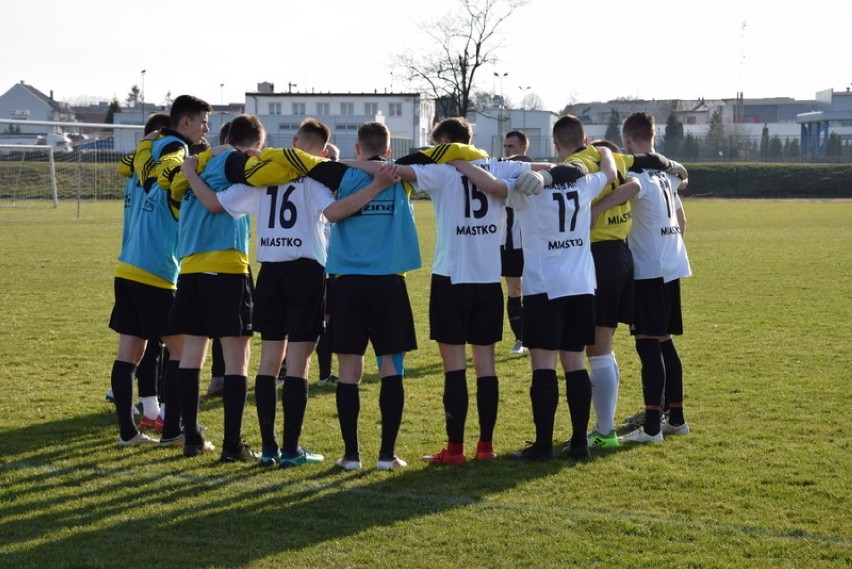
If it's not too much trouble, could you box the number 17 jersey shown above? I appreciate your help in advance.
[507,172,608,300]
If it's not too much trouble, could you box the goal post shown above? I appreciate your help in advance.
[0,119,145,213]
[0,144,59,208]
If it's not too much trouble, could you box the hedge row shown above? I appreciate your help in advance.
[679,163,852,199]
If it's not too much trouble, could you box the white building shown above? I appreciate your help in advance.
[243,83,434,159]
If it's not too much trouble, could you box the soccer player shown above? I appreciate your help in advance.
[110,112,170,433]
[324,121,421,471]
[458,132,627,460]
[206,121,231,399]
[316,141,340,387]
[502,130,530,355]
[165,114,335,461]
[618,111,692,443]
[109,96,211,446]
[540,116,686,450]
[181,119,399,468]
[355,117,537,464]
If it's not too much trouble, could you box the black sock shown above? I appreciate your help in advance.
[336,383,360,460]
[476,375,498,443]
[255,374,278,453]
[177,368,201,442]
[507,296,523,341]
[223,374,248,452]
[211,339,225,378]
[136,340,161,399]
[530,369,558,449]
[111,360,138,441]
[161,360,181,438]
[660,339,685,424]
[282,376,309,454]
[379,375,404,459]
[635,339,665,436]
[316,332,333,379]
[565,369,592,447]
[443,370,468,444]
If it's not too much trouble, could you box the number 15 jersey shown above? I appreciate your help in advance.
[411,158,529,284]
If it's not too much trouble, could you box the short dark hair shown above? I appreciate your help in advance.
[227,114,265,148]
[505,130,529,146]
[431,117,473,144]
[622,112,655,142]
[143,112,170,136]
[297,118,331,146]
[218,121,231,145]
[358,121,390,156]
[553,114,585,148]
[169,95,212,125]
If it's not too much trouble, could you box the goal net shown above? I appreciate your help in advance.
[0,120,145,211]
[0,145,59,208]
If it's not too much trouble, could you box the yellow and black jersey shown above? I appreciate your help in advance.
[118,152,134,177]
[565,146,631,242]
[395,142,489,165]
[164,146,330,198]
[133,128,192,192]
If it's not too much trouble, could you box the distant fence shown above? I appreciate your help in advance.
[490,134,852,164]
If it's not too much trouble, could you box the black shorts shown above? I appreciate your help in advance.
[169,272,254,338]
[109,277,177,338]
[331,274,417,356]
[253,259,325,342]
[429,275,503,345]
[523,293,595,352]
[500,246,524,278]
[631,278,683,337]
[592,240,634,328]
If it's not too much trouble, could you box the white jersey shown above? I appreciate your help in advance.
[217,177,335,265]
[411,158,529,283]
[627,170,692,282]
[507,172,608,299]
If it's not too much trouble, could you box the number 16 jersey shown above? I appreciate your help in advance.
[216,177,336,265]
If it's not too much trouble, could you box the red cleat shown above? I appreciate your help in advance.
[422,448,467,465]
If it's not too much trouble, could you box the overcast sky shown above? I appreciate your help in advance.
[1,0,847,112]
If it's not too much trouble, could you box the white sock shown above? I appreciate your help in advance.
[141,396,159,420]
[588,353,618,435]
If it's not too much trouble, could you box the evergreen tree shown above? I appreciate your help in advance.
[786,138,800,160]
[683,133,700,160]
[826,132,842,158]
[760,124,770,161]
[768,135,783,161]
[105,98,121,124]
[706,111,725,159]
[604,109,622,147]
[664,112,684,156]
[126,85,141,108]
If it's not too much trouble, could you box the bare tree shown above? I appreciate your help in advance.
[395,0,527,118]
[523,92,544,111]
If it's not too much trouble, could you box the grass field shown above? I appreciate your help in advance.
[0,199,849,568]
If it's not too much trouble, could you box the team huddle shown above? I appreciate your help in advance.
[108,93,692,470]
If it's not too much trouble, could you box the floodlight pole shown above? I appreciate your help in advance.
[141,69,146,124]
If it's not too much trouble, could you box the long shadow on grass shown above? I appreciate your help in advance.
[0,410,589,567]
